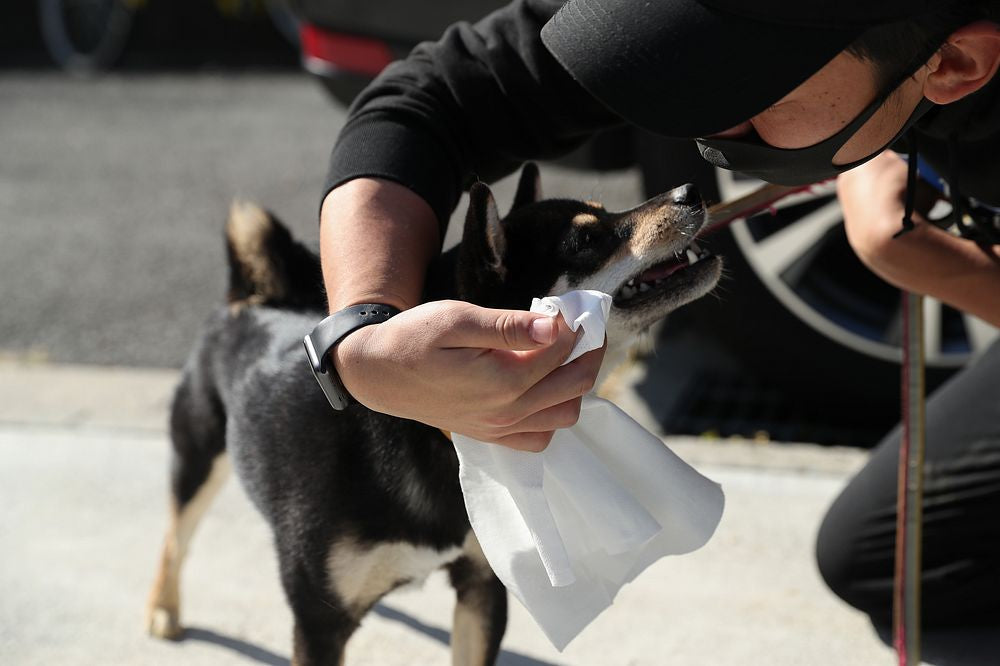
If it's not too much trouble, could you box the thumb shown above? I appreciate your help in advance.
[442,304,559,351]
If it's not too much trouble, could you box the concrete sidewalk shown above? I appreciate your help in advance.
[1,361,994,666]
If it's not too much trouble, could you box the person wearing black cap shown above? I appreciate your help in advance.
[318,0,1000,628]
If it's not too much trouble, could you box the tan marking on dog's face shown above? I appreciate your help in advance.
[559,194,704,298]
[584,200,604,210]
[627,204,697,256]
[548,192,717,372]
[572,212,600,226]
[326,537,463,617]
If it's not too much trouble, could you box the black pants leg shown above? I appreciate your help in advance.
[816,338,1000,627]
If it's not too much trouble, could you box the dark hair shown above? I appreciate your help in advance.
[846,1,1000,93]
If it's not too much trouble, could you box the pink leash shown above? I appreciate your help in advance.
[703,182,925,666]
[895,292,925,666]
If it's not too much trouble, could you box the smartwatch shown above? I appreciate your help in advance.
[303,303,401,410]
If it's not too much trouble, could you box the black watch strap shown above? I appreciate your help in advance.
[303,304,401,410]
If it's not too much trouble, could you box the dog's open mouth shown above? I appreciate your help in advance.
[613,241,714,308]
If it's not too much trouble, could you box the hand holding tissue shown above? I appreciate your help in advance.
[452,290,725,650]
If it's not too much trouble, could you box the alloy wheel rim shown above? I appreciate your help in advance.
[716,170,998,367]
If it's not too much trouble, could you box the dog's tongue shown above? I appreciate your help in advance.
[638,256,686,282]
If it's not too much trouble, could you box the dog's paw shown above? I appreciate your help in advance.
[147,606,183,640]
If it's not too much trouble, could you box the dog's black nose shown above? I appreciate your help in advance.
[670,183,700,206]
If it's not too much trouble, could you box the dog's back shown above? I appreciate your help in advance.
[216,201,467,527]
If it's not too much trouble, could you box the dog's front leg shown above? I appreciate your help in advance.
[448,533,507,666]
[284,563,355,666]
[291,618,352,666]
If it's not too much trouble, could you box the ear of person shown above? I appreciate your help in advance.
[923,21,1000,104]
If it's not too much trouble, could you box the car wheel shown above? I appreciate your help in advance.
[39,0,134,72]
[638,136,999,427]
[265,0,300,49]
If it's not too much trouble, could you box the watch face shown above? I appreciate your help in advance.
[303,333,323,371]
[303,335,351,410]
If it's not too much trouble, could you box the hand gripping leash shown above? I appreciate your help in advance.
[703,181,925,666]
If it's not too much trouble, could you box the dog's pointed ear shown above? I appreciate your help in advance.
[464,181,506,275]
[511,162,542,212]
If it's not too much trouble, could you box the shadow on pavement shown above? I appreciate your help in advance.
[873,623,1000,666]
[182,627,290,666]
[373,604,562,666]
[181,607,561,666]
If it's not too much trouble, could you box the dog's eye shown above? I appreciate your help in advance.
[562,226,612,264]
[571,226,607,251]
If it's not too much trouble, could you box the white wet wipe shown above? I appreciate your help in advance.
[452,290,725,650]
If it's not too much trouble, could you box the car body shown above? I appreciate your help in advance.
[299,0,1000,444]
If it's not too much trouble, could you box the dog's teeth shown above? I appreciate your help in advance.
[686,249,699,264]
[638,282,651,293]
[620,285,637,299]
[627,278,636,287]
[655,278,665,286]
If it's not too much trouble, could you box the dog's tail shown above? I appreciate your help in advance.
[225,200,326,310]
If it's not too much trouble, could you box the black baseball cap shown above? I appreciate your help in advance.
[540,0,939,138]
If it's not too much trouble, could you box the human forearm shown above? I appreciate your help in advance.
[317,176,598,451]
[839,151,1000,326]
[314,0,619,447]
[323,0,620,224]
[320,178,440,313]
[858,224,1000,327]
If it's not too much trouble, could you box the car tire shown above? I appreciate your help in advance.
[265,0,300,48]
[39,0,134,73]
[636,134,996,433]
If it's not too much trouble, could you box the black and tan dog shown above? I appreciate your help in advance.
[146,164,722,665]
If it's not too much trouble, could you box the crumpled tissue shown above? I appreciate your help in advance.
[452,290,725,650]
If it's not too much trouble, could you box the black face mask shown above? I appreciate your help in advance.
[696,89,936,186]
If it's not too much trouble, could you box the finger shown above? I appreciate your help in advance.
[511,344,605,414]
[497,396,583,437]
[438,303,563,351]
[498,319,582,386]
[492,430,556,453]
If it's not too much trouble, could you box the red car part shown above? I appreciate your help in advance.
[300,23,394,78]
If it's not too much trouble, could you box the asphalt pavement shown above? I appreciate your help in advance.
[0,71,642,368]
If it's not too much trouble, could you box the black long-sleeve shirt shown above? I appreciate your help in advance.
[325,0,1000,233]
[323,0,621,231]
